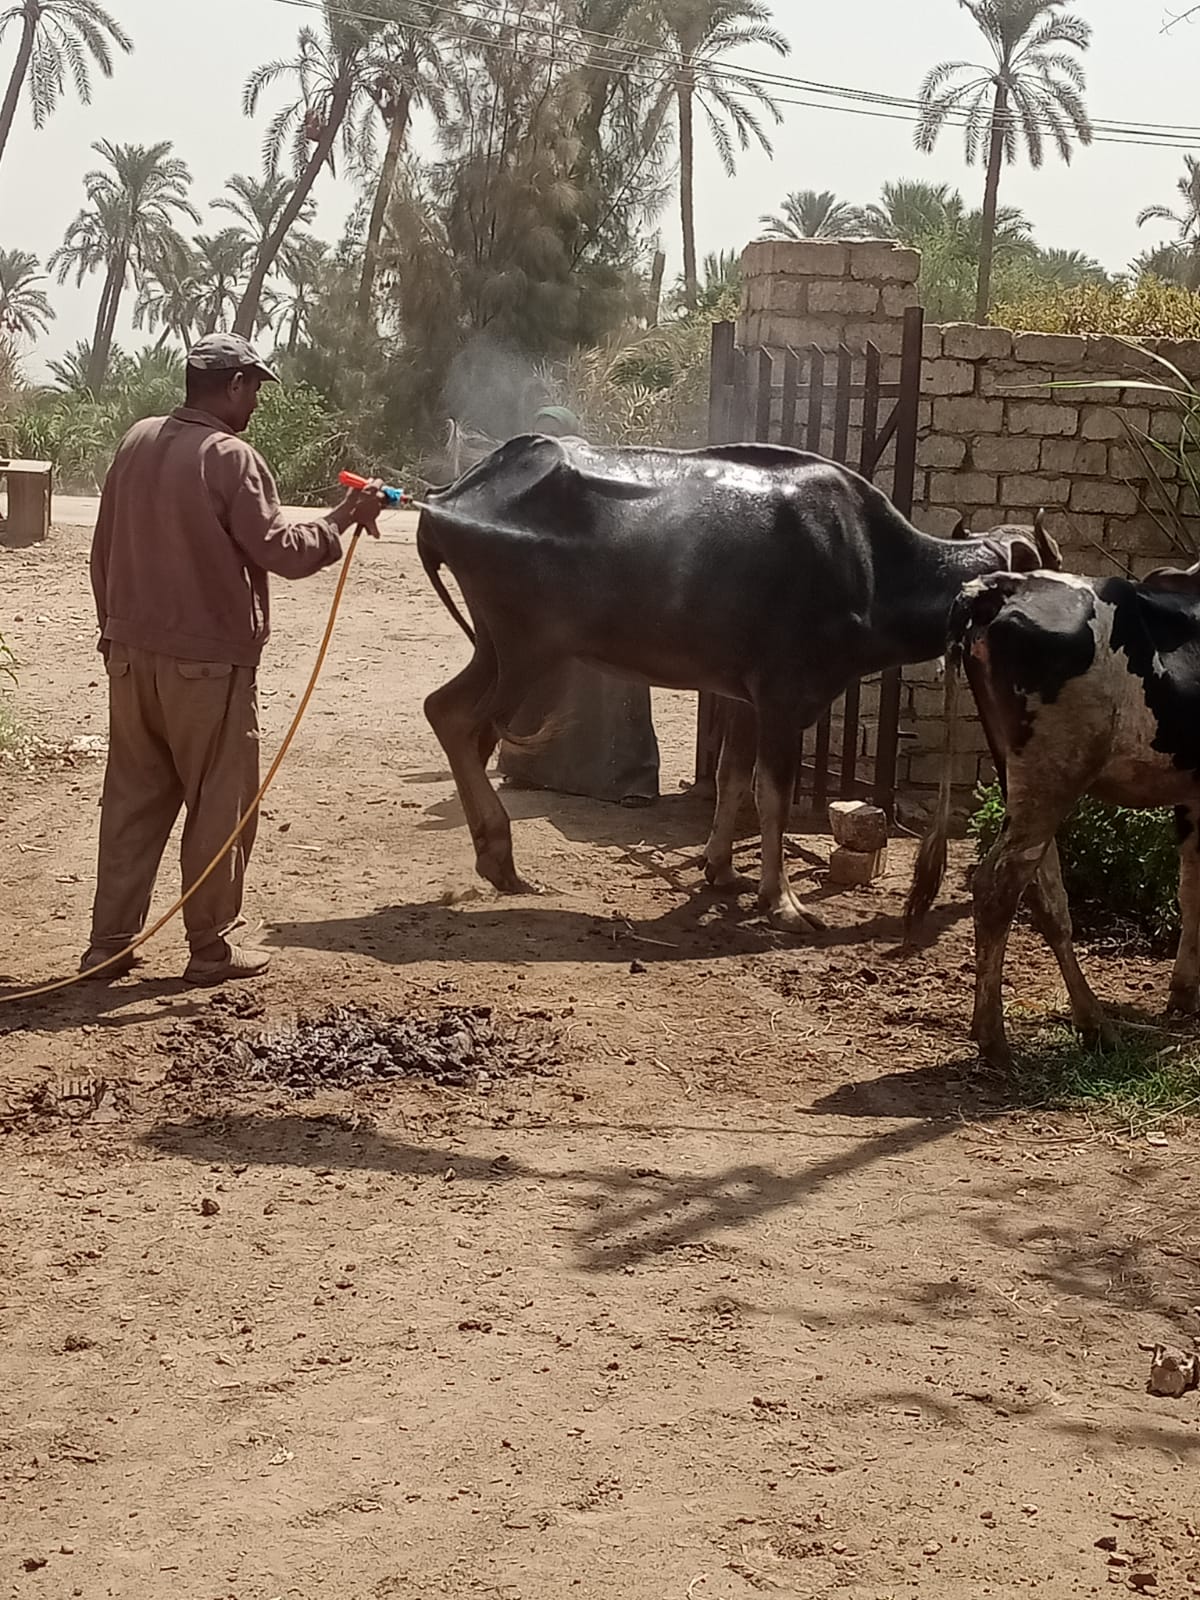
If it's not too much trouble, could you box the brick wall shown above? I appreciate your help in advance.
[905,326,1199,801]
[734,240,1198,810]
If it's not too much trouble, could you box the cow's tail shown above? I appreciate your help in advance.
[903,635,962,937]
[417,517,476,644]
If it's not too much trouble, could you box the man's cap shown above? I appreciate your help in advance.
[185,332,279,383]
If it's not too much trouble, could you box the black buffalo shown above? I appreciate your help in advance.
[418,434,1056,931]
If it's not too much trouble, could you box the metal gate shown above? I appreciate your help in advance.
[694,304,924,818]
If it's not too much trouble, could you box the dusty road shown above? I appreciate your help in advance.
[1,516,1198,1599]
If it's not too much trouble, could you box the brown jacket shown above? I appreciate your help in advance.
[90,407,342,667]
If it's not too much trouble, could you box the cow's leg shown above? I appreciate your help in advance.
[754,702,823,935]
[704,701,757,892]
[1026,839,1111,1044]
[971,813,1058,1070]
[1168,804,1200,1014]
[424,645,532,894]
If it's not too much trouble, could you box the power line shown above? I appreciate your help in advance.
[261,0,1200,152]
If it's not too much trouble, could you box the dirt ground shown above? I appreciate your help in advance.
[2,515,1200,1600]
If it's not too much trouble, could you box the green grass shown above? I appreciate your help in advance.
[1009,1017,1200,1124]
[0,701,21,756]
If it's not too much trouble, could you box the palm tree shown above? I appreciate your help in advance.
[1030,244,1107,287]
[0,0,132,175]
[1132,242,1193,287]
[48,337,130,393]
[859,179,962,244]
[0,247,54,339]
[916,0,1092,322]
[1136,156,1200,291]
[189,229,252,334]
[134,250,203,351]
[235,1,398,336]
[355,10,447,324]
[759,189,865,241]
[49,140,198,391]
[648,0,789,309]
[272,234,328,353]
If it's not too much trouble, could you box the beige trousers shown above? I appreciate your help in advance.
[88,643,260,956]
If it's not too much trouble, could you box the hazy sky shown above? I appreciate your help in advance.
[3,0,1199,373]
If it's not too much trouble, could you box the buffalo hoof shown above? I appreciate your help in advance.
[704,861,755,894]
[763,897,826,936]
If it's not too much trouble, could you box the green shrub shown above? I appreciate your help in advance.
[993,278,1200,339]
[244,381,347,505]
[971,783,1181,944]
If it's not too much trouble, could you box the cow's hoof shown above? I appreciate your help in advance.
[1167,986,1199,1017]
[476,858,539,895]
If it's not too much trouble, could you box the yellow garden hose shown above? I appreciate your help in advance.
[1,529,364,1006]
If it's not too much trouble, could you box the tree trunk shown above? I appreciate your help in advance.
[678,78,697,311]
[648,249,665,326]
[288,303,301,354]
[357,90,411,326]
[235,71,356,337]
[975,79,1008,325]
[87,257,122,392]
[90,246,127,393]
[0,9,36,177]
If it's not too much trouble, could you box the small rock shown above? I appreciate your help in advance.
[923,1541,942,1556]
[828,800,888,853]
[827,845,888,886]
[1096,1537,1119,1552]
[629,960,647,975]
[1146,1343,1198,1398]
[22,1557,47,1572]
[199,1197,220,1217]
[62,1333,94,1353]
[1129,1574,1157,1591]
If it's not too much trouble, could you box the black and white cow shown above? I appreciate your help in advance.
[905,560,1200,1067]
[417,434,1057,931]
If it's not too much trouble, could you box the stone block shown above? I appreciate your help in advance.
[930,470,997,505]
[1013,332,1088,365]
[1070,479,1140,515]
[1107,515,1182,557]
[828,800,888,853]
[922,326,944,359]
[1058,512,1106,544]
[1109,444,1167,480]
[1149,410,1185,444]
[1080,404,1148,440]
[940,323,1014,361]
[917,504,971,537]
[847,243,920,282]
[1039,439,1108,476]
[742,240,848,278]
[757,276,809,316]
[978,362,1052,395]
[845,320,904,356]
[1007,401,1079,436]
[827,845,888,886]
[932,396,1005,434]
[1001,474,1070,508]
[923,358,975,396]
[882,283,919,317]
[971,436,1041,473]
[917,435,968,469]
[808,279,880,316]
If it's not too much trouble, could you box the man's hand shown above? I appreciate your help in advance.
[330,479,387,539]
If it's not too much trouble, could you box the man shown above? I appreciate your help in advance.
[496,406,660,808]
[81,332,385,985]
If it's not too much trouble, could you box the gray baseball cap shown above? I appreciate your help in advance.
[185,332,279,383]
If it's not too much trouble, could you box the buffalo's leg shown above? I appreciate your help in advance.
[754,703,823,935]
[424,645,533,894]
[1026,839,1111,1044]
[704,701,757,892]
[1168,804,1200,1014]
